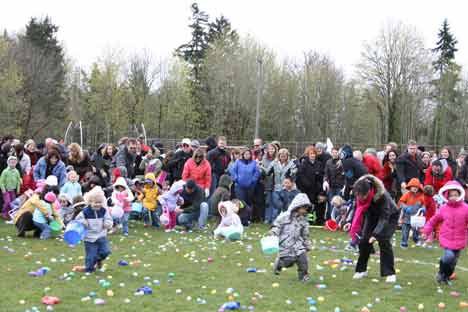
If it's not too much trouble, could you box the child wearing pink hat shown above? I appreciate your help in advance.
[423,180,468,284]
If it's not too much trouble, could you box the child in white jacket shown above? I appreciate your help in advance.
[213,201,243,240]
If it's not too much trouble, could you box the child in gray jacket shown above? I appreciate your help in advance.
[75,187,113,273]
[269,193,312,282]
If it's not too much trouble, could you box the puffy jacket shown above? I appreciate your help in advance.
[270,193,312,257]
[229,159,260,189]
[112,177,134,212]
[213,201,243,238]
[207,147,231,176]
[33,156,67,187]
[424,181,468,250]
[159,180,185,212]
[424,165,453,193]
[324,158,345,189]
[355,175,399,241]
[141,173,159,211]
[76,206,113,243]
[182,158,212,190]
[14,194,49,224]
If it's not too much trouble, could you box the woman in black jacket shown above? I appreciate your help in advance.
[296,146,324,208]
[348,175,399,283]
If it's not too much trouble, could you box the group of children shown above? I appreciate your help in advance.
[4,151,468,285]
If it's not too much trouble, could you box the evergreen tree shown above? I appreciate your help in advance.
[433,19,458,73]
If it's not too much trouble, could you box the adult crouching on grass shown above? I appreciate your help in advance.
[345,174,399,283]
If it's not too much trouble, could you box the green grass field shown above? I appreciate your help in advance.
[1,221,468,312]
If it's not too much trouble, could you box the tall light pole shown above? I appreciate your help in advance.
[255,57,263,140]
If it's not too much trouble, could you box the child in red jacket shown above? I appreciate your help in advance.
[423,185,436,222]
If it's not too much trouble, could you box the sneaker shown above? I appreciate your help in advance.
[415,241,423,247]
[5,220,14,225]
[353,272,368,279]
[123,232,129,236]
[301,275,310,282]
[400,243,408,249]
[345,244,359,252]
[164,229,173,233]
[436,272,451,285]
[385,275,397,283]
[96,260,103,270]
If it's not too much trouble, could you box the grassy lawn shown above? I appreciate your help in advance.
[1,221,468,312]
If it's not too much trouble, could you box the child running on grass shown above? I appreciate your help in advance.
[269,193,312,282]
[75,187,112,273]
[423,181,468,285]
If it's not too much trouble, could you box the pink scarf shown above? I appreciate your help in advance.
[349,188,375,241]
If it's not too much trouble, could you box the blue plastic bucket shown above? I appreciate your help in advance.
[64,221,86,245]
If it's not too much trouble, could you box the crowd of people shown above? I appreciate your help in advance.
[1,134,468,284]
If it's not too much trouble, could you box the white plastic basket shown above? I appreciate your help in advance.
[260,236,279,255]
[410,208,426,228]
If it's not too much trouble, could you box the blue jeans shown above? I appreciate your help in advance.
[33,221,51,240]
[143,207,161,227]
[235,185,254,206]
[401,223,419,246]
[177,202,209,229]
[440,249,460,280]
[210,173,219,201]
[264,191,274,224]
[121,212,130,234]
[327,187,342,220]
[84,237,111,272]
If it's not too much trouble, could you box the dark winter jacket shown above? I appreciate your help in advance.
[207,147,231,177]
[167,150,193,182]
[180,184,205,214]
[339,145,368,194]
[114,144,136,179]
[356,175,399,241]
[317,152,332,172]
[229,159,260,189]
[205,136,218,152]
[458,157,468,187]
[67,151,93,180]
[395,152,424,185]
[209,174,232,215]
[91,144,113,182]
[295,157,323,201]
[324,158,345,189]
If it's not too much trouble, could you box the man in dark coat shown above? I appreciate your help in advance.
[323,147,345,219]
[207,136,231,196]
[114,137,137,179]
[395,140,424,189]
[167,138,193,182]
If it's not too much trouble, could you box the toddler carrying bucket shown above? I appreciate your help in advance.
[49,220,62,236]
[64,221,86,245]
[260,236,279,255]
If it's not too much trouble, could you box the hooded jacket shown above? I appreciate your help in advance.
[353,174,399,241]
[339,145,368,197]
[424,163,453,193]
[182,157,212,190]
[140,173,159,211]
[424,181,468,250]
[112,177,134,212]
[398,178,425,207]
[210,174,232,215]
[270,193,312,257]
[159,180,185,212]
[213,201,243,237]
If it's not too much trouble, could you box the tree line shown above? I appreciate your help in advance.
[0,3,467,151]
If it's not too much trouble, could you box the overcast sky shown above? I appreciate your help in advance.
[1,0,467,77]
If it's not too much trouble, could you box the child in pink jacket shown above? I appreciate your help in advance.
[423,180,468,284]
